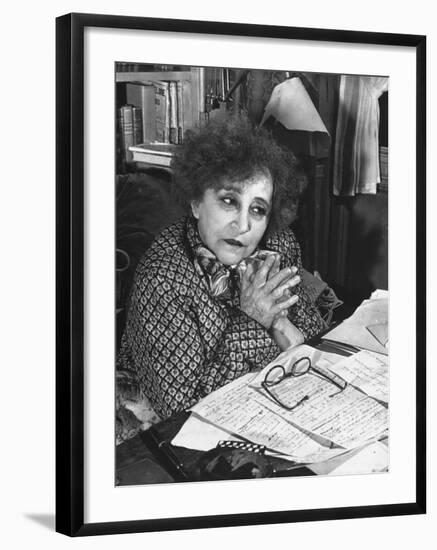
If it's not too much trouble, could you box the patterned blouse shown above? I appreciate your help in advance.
[117,216,325,419]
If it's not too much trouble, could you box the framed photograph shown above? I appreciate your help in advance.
[56,12,426,536]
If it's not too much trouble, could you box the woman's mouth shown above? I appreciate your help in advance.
[224,239,244,247]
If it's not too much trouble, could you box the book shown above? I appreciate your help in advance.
[118,105,134,162]
[153,81,170,143]
[176,80,193,142]
[176,81,183,143]
[132,106,143,145]
[126,82,156,142]
[169,81,178,144]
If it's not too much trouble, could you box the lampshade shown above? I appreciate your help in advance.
[261,77,329,135]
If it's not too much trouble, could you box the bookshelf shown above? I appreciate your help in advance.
[116,67,205,172]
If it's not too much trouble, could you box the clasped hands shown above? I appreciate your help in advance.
[240,254,300,330]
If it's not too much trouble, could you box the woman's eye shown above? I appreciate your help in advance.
[221,197,235,206]
[251,206,267,217]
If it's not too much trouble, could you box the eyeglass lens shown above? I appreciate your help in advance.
[264,365,286,386]
[290,357,311,376]
[262,355,347,409]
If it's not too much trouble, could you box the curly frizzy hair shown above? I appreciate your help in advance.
[171,114,306,234]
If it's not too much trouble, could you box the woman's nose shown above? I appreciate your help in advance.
[233,210,251,234]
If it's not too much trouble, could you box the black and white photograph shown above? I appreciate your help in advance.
[53,12,425,537]
[114,63,390,484]
[3,0,435,547]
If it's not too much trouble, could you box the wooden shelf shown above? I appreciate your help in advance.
[116,71,195,83]
[129,142,177,168]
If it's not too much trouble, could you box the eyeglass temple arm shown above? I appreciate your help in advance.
[311,365,347,389]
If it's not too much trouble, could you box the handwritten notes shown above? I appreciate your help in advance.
[188,343,388,459]
[327,350,388,403]
[191,373,328,459]
[251,372,387,449]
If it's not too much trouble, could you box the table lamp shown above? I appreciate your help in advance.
[261,76,330,157]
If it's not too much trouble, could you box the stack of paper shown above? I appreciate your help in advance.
[325,349,388,404]
[248,346,388,451]
[322,290,388,354]
[175,344,388,465]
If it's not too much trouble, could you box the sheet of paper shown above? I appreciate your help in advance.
[252,374,387,449]
[171,412,241,451]
[371,289,388,300]
[172,411,350,465]
[190,344,387,453]
[250,344,388,449]
[327,350,388,403]
[323,295,388,355]
[310,440,389,475]
[367,322,389,346]
[186,342,387,462]
[329,441,388,475]
[190,371,329,459]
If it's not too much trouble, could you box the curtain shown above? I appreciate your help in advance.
[333,76,388,196]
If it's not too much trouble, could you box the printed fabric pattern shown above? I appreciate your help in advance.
[117,216,325,419]
[193,246,280,301]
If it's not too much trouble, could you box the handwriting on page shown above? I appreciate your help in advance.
[261,374,388,449]
[191,374,327,459]
[327,350,388,403]
[191,344,388,454]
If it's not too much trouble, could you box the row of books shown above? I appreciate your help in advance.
[118,104,143,163]
[118,79,193,166]
[117,102,178,168]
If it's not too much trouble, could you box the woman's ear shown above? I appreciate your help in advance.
[190,200,200,219]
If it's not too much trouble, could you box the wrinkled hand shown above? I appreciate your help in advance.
[240,254,300,329]
[268,256,299,321]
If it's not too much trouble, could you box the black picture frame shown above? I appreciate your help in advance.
[56,12,426,537]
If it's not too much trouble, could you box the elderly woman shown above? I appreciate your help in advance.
[117,115,325,421]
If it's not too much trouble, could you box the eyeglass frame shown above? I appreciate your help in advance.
[261,356,348,412]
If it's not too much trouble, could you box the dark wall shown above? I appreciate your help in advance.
[345,193,388,299]
[295,164,388,308]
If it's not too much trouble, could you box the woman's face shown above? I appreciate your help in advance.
[191,171,273,265]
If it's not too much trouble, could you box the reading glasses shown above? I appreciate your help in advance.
[261,356,348,412]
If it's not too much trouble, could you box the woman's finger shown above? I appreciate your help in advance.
[274,294,299,313]
[263,266,297,294]
[272,275,301,299]
[253,254,276,286]
[268,254,281,279]
[275,294,290,305]
[242,263,254,287]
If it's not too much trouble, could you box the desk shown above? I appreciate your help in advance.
[117,410,317,485]
[116,335,388,485]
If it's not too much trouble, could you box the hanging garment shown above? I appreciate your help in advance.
[333,75,388,196]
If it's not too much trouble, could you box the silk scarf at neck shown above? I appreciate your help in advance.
[193,245,280,301]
